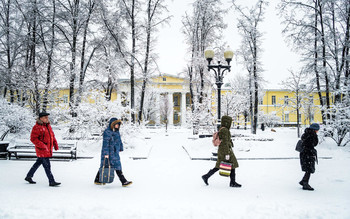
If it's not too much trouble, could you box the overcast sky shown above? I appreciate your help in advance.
[155,0,301,89]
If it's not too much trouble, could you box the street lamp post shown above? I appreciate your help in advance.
[204,47,234,128]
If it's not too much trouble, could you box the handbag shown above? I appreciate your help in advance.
[219,161,232,177]
[295,139,303,152]
[99,157,115,184]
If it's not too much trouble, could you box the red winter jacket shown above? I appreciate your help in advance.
[30,119,59,157]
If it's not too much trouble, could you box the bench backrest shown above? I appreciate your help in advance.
[11,141,77,150]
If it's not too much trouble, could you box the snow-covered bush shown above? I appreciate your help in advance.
[55,94,132,139]
[259,112,281,128]
[0,98,35,134]
[324,103,350,147]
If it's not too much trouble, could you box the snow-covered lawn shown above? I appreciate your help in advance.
[0,128,349,218]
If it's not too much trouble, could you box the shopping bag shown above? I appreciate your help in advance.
[99,157,115,184]
[219,161,232,177]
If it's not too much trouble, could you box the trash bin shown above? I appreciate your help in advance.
[0,141,9,159]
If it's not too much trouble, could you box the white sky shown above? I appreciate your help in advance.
[155,0,301,89]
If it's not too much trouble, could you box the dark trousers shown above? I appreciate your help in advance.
[26,157,55,183]
[94,169,127,184]
[204,168,237,182]
[302,172,311,183]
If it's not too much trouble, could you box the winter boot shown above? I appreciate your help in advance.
[300,172,313,190]
[229,169,242,188]
[122,181,133,187]
[202,168,219,185]
[116,170,132,187]
[302,183,314,191]
[49,181,61,187]
[25,177,36,184]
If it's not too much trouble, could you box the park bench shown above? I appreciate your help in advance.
[7,140,77,160]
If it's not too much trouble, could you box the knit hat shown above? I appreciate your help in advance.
[309,123,320,130]
[39,112,50,118]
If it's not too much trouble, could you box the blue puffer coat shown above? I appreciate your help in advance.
[100,118,124,170]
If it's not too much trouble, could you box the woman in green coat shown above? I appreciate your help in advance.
[202,116,241,187]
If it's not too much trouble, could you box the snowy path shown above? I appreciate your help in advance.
[0,129,350,218]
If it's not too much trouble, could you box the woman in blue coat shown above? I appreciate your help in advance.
[94,118,132,186]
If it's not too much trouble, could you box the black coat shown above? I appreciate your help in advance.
[300,128,319,173]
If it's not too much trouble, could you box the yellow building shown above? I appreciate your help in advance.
[2,74,328,126]
[259,89,331,126]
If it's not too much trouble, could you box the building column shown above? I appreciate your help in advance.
[168,92,174,126]
[181,92,187,126]
[117,93,121,105]
[156,93,161,125]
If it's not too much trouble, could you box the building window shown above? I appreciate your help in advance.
[174,95,179,106]
[186,94,191,107]
[272,96,276,105]
[62,95,68,104]
[174,112,178,121]
[309,95,314,104]
[298,114,302,122]
[163,77,166,81]
[322,96,327,105]
[284,96,289,105]
[259,98,263,105]
[310,114,314,122]
[285,113,289,122]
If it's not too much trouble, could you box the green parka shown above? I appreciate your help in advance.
[215,116,239,169]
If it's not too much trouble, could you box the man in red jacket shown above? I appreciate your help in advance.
[25,112,61,186]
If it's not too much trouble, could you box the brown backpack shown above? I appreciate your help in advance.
[212,128,223,146]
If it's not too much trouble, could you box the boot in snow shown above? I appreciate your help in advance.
[49,181,61,187]
[122,181,133,187]
[202,168,219,185]
[25,177,36,184]
[229,169,242,188]
[229,182,242,187]
[302,182,314,191]
[116,170,132,187]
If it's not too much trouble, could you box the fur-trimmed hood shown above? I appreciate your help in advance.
[109,118,122,131]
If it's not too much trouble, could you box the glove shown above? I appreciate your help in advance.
[225,155,230,160]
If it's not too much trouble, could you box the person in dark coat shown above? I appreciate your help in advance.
[299,123,320,191]
[25,112,61,186]
[94,118,132,187]
[202,116,241,187]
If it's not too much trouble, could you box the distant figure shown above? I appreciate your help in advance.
[25,112,61,186]
[299,123,320,191]
[261,123,265,131]
[202,116,241,187]
[94,118,132,187]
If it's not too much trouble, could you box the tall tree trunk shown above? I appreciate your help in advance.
[318,1,331,121]
[32,0,40,115]
[42,0,56,112]
[69,0,80,117]
[138,0,152,124]
[130,0,136,123]
[313,2,325,124]
[188,66,195,113]
[76,0,95,108]
[4,0,13,101]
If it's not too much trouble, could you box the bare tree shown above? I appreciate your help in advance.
[233,0,267,134]
[281,69,312,137]
[138,0,170,124]
[182,0,227,127]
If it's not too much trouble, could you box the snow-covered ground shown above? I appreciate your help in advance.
[1,127,349,218]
